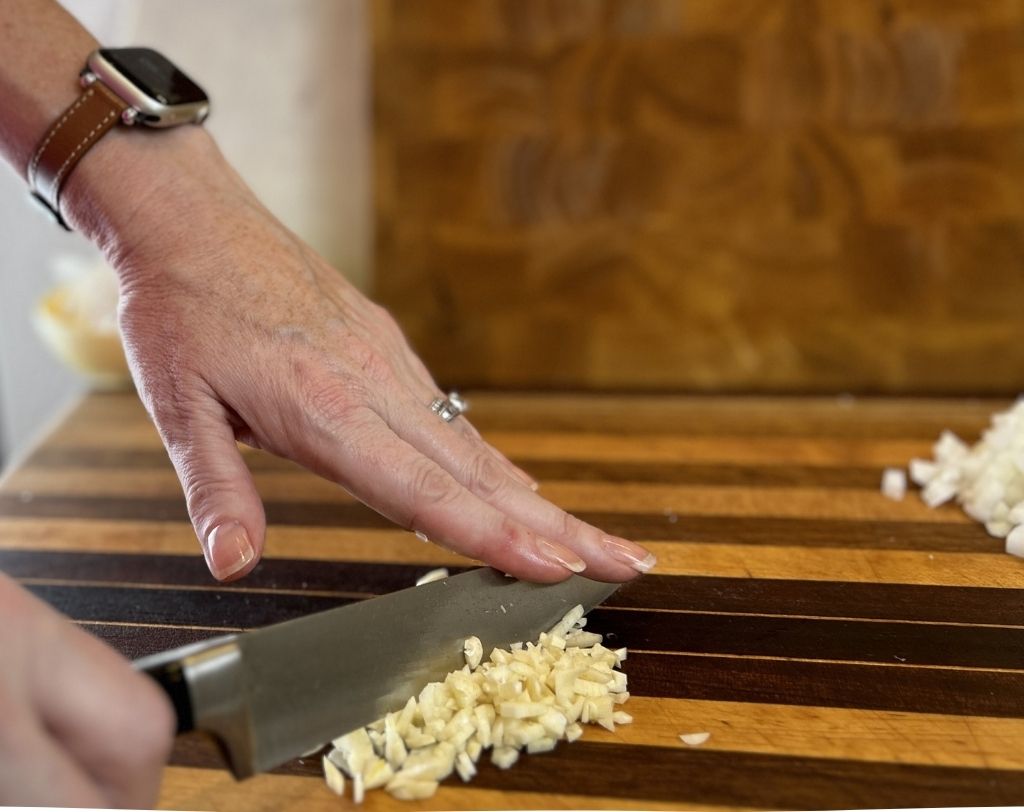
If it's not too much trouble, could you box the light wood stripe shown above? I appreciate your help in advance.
[1,518,1020,587]
[1,468,970,524]
[157,766,697,811]
[581,696,1024,770]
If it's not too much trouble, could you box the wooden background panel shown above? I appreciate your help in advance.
[373,0,1024,393]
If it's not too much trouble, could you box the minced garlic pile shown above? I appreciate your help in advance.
[893,399,1024,559]
[321,604,631,803]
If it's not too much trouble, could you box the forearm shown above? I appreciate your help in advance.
[0,0,96,171]
[0,0,238,255]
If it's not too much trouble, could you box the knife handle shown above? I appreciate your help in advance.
[138,656,195,734]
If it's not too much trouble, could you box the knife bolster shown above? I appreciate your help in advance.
[182,639,255,779]
[137,635,256,779]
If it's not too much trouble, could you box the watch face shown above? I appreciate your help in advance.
[98,47,207,106]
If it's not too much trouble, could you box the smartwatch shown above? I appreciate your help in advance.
[27,47,210,229]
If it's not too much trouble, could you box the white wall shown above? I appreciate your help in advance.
[0,0,371,467]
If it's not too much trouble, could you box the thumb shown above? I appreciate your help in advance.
[162,401,267,582]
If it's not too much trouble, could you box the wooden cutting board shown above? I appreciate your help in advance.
[1,392,1023,810]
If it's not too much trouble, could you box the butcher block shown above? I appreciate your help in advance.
[1,391,1023,810]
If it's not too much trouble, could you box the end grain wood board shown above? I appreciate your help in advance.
[1,392,1023,810]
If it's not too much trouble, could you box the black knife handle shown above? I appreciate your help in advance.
[139,657,195,734]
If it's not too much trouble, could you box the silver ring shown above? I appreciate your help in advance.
[430,391,468,423]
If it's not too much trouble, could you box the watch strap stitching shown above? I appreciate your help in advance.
[48,106,118,197]
[28,80,128,224]
[27,86,97,185]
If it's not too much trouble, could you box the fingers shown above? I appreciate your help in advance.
[452,415,539,491]
[383,392,656,582]
[0,719,107,808]
[159,396,266,582]
[32,607,175,808]
[301,406,586,582]
[0,576,173,808]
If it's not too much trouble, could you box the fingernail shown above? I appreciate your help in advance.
[205,521,256,580]
[537,539,587,573]
[602,537,657,573]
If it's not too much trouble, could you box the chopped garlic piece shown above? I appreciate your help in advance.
[330,728,374,776]
[455,751,476,782]
[491,746,520,769]
[880,467,907,501]
[548,604,585,638]
[386,778,438,801]
[415,567,450,586]
[565,631,603,647]
[463,635,483,669]
[362,757,394,790]
[680,732,711,746]
[1008,524,1024,558]
[322,755,346,796]
[909,458,938,486]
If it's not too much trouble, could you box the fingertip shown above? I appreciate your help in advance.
[600,537,657,574]
[202,520,259,582]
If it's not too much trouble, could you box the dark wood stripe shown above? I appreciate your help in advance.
[7,551,1024,627]
[30,584,353,629]
[24,446,301,473]
[166,730,1024,809]
[522,460,888,487]
[82,624,1024,718]
[589,515,995,549]
[428,741,1024,809]
[616,573,1024,626]
[36,581,1024,669]
[589,608,1024,669]
[627,652,1024,718]
[86,623,213,659]
[22,446,893,488]
[0,549,463,597]
[0,494,393,528]
[0,494,996,551]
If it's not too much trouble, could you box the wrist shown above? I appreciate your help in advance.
[60,123,243,269]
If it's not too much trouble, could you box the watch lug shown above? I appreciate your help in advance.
[121,108,140,126]
[79,70,97,88]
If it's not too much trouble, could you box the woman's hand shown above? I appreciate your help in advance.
[67,129,657,585]
[0,574,174,808]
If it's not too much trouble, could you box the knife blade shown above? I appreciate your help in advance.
[134,568,618,778]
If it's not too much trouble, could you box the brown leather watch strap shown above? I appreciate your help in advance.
[27,81,128,228]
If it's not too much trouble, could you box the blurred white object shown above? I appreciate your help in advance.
[880,468,907,501]
[32,256,131,391]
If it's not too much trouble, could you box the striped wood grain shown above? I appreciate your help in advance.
[2,392,1023,810]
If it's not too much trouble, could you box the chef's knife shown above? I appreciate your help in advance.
[134,569,618,778]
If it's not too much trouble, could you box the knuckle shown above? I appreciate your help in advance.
[558,509,585,543]
[466,453,506,499]
[300,373,365,431]
[406,462,461,526]
[179,465,236,522]
[346,338,396,387]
